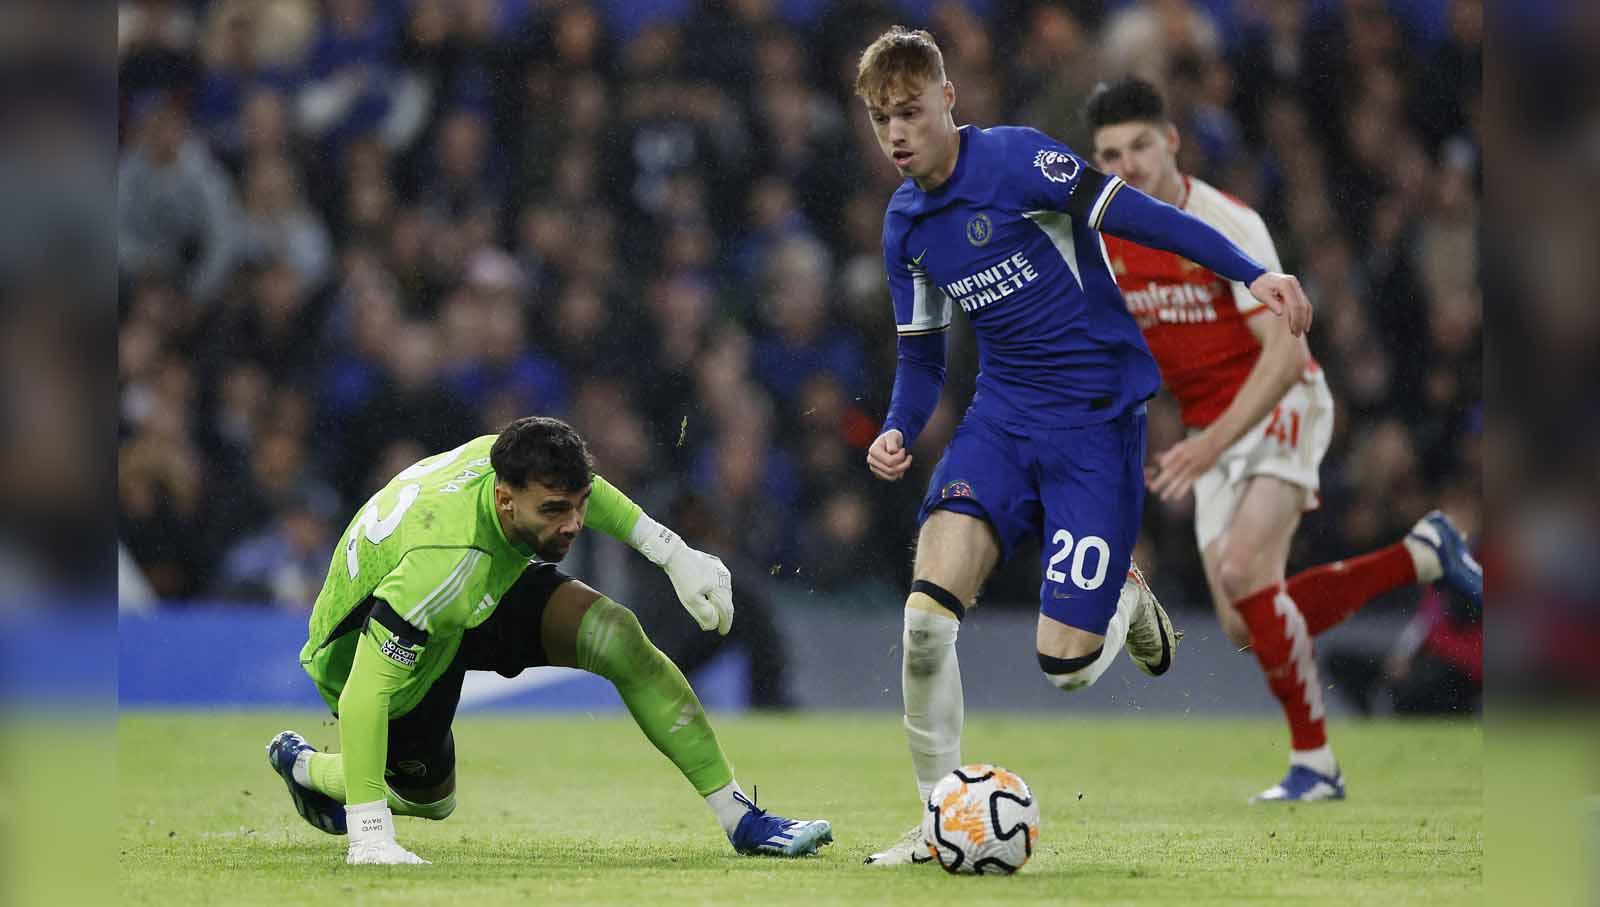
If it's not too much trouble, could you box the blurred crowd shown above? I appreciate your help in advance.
[116,0,1481,614]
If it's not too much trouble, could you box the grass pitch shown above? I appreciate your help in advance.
[120,712,1480,905]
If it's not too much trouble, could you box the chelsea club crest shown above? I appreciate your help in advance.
[966,213,992,247]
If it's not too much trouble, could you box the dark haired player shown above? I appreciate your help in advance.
[1086,78,1481,802]
[265,416,832,863]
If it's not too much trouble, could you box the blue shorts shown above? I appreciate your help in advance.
[917,406,1147,634]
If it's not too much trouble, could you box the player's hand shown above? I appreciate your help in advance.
[867,429,913,481]
[1148,434,1223,503]
[663,543,735,636]
[1247,272,1313,336]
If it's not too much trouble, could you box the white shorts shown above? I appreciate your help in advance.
[1192,370,1334,551]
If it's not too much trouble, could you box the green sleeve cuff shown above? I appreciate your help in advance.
[338,625,418,805]
[584,473,643,544]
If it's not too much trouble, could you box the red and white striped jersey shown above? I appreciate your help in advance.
[1104,175,1318,428]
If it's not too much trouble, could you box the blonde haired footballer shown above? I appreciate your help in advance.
[1088,78,1482,802]
[853,28,1314,864]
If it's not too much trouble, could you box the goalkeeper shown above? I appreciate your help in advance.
[265,416,832,865]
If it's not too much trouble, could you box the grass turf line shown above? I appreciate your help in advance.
[120,712,1481,906]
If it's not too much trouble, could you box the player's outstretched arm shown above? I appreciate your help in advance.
[588,472,733,635]
[1093,180,1312,335]
[338,607,429,865]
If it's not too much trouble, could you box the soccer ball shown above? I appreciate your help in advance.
[922,763,1040,875]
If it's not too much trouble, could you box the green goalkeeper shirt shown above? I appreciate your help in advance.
[297,435,644,805]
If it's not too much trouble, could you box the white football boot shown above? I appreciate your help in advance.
[863,824,933,866]
[1122,563,1180,676]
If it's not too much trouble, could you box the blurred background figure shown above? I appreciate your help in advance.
[208,482,339,610]
[1327,583,1482,716]
[118,90,241,306]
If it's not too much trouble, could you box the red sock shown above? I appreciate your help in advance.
[1234,585,1326,751]
[1287,543,1417,637]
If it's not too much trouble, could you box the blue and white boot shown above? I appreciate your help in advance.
[1249,765,1347,803]
[1408,510,1483,607]
[266,730,347,835]
[728,791,833,856]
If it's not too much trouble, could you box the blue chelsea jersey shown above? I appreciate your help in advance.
[883,125,1162,428]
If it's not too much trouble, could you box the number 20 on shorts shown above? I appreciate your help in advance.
[1045,530,1111,590]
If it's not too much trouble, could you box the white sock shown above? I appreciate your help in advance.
[1403,535,1443,584]
[902,608,963,803]
[1101,580,1137,665]
[1094,598,1132,678]
[292,750,314,787]
[705,780,751,837]
[1290,744,1339,778]
[1045,582,1137,691]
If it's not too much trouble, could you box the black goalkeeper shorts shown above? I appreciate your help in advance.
[376,563,573,794]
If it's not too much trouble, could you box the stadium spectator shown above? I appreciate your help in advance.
[442,249,569,417]
[208,481,339,609]
[238,152,334,290]
[192,0,313,168]
[118,90,242,305]
[752,236,868,405]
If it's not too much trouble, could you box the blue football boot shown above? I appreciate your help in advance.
[728,790,833,856]
[266,730,347,835]
[1409,510,1483,608]
[1249,765,1346,803]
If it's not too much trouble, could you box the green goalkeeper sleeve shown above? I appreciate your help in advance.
[584,472,644,543]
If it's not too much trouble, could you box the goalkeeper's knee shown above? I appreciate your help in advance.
[388,787,456,821]
[576,597,662,683]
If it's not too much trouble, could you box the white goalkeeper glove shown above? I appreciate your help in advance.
[631,513,733,635]
[345,800,429,865]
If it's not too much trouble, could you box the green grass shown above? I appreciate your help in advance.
[120,712,1481,905]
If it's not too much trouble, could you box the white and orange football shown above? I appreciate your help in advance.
[922,763,1040,875]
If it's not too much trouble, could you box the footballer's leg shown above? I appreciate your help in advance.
[1033,407,1167,691]
[1269,510,1480,637]
[904,508,1001,793]
[532,572,831,857]
[280,668,467,831]
[865,508,1000,867]
[1204,476,1346,802]
[869,413,1036,866]
[287,727,461,823]
[377,670,463,822]
[278,602,465,829]
[268,610,461,837]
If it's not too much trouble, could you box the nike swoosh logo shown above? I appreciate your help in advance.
[1151,611,1172,675]
[911,249,928,267]
[1051,589,1073,599]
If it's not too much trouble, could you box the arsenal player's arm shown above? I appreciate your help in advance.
[1149,204,1311,502]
